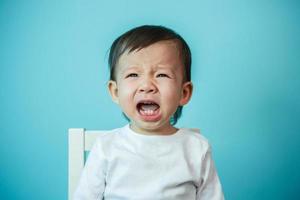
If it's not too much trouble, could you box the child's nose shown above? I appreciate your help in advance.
[138,78,157,93]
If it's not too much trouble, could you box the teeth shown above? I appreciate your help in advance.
[146,110,153,115]
[141,109,156,116]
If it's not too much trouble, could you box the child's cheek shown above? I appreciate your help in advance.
[124,80,137,89]
[162,83,181,100]
[119,81,136,95]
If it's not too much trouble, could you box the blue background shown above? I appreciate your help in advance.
[1,0,299,199]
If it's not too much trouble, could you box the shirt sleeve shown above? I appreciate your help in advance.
[196,146,225,200]
[73,138,107,200]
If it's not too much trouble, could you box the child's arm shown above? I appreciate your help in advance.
[196,146,224,200]
[73,138,106,200]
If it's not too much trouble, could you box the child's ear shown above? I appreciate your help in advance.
[179,82,193,106]
[108,80,119,104]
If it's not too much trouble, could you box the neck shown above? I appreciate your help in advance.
[129,123,178,136]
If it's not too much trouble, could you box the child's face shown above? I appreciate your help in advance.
[108,40,192,135]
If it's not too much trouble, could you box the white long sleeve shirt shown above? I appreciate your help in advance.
[73,124,224,200]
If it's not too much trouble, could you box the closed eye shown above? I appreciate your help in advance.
[126,73,138,78]
[157,74,169,78]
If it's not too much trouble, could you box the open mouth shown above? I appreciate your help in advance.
[136,101,161,121]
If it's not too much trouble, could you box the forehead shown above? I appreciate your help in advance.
[117,40,183,70]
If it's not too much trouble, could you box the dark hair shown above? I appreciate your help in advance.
[108,25,192,125]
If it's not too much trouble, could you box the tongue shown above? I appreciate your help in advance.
[140,104,159,111]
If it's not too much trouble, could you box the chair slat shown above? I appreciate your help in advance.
[68,128,84,200]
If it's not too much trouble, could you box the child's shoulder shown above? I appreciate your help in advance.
[180,128,211,150]
[90,127,123,153]
[93,127,121,141]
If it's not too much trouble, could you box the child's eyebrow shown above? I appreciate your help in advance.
[120,65,177,75]
[155,65,181,73]
[120,66,139,73]
[155,65,174,70]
